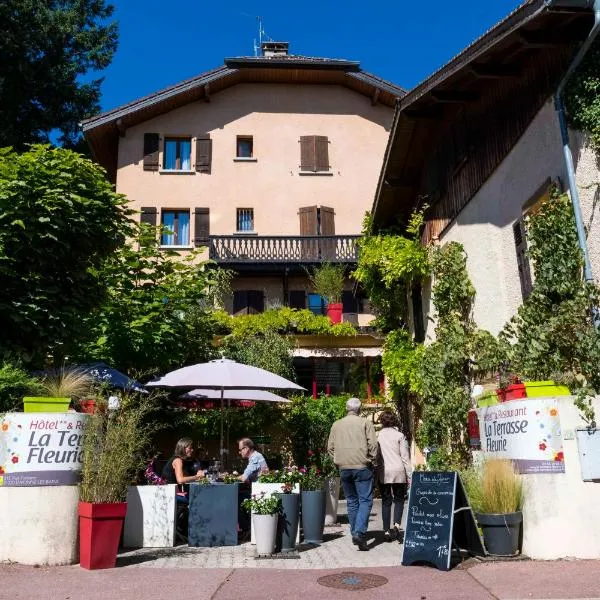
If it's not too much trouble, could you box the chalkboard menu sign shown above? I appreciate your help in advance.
[401,471,484,571]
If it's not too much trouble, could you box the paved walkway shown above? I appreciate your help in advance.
[3,500,600,599]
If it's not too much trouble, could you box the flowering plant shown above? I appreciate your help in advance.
[241,491,282,515]
[299,465,324,491]
[222,472,239,484]
[258,466,304,493]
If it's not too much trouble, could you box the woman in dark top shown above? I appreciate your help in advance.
[162,438,206,500]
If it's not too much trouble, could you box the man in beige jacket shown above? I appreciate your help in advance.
[327,397,378,551]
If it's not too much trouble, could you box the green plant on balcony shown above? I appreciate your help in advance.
[307,263,345,305]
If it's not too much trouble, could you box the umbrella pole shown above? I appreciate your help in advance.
[226,397,231,471]
[220,387,224,469]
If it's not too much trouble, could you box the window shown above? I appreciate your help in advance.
[236,208,254,232]
[236,136,253,158]
[233,290,264,315]
[161,210,190,246]
[164,137,191,170]
[299,135,330,172]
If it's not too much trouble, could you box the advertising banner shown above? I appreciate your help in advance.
[0,412,88,486]
[478,398,565,474]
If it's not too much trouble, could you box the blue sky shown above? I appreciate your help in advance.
[98,0,522,112]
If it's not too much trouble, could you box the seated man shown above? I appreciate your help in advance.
[237,437,269,539]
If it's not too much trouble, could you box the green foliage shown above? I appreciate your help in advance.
[354,210,430,331]
[0,0,117,149]
[299,464,325,491]
[307,262,345,303]
[213,307,357,338]
[283,394,348,471]
[382,330,424,395]
[502,191,600,426]
[71,222,219,374]
[241,491,281,515]
[79,392,160,503]
[0,146,131,365]
[0,362,43,413]
[564,37,600,153]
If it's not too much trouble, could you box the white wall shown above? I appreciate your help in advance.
[0,486,79,565]
[521,396,600,559]
[430,100,600,337]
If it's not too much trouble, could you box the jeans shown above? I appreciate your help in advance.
[378,482,406,531]
[340,467,373,538]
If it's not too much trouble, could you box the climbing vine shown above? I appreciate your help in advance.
[502,190,600,426]
[564,37,600,153]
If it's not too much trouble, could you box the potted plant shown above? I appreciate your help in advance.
[299,464,326,544]
[78,392,156,569]
[308,263,345,324]
[241,492,281,555]
[272,467,303,552]
[24,367,92,413]
[462,459,523,556]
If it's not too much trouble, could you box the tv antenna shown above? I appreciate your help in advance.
[253,16,272,56]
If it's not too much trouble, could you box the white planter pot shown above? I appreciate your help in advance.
[324,477,341,525]
[250,482,300,544]
[252,513,278,555]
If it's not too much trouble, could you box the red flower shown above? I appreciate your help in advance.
[0,466,4,475]
[307,450,314,457]
[554,452,564,462]
[11,456,18,464]
[539,443,547,451]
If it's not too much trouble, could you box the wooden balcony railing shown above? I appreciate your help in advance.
[209,235,360,264]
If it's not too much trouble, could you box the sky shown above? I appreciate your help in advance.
[98,0,523,112]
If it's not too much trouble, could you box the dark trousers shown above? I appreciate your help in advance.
[378,482,406,531]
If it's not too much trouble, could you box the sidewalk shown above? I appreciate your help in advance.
[2,500,600,599]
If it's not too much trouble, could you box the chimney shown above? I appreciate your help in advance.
[261,41,289,57]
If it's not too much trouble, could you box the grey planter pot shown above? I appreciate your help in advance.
[301,490,326,544]
[275,493,300,552]
[476,511,522,556]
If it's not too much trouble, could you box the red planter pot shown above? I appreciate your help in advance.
[78,501,127,570]
[326,302,343,324]
[79,400,96,414]
[496,383,527,402]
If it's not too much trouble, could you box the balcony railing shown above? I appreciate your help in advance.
[209,235,360,264]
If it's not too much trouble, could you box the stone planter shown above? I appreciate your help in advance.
[253,513,279,555]
[324,476,340,525]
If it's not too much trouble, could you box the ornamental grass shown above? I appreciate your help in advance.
[41,367,93,399]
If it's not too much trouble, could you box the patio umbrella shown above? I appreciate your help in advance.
[181,388,291,403]
[147,359,304,464]
[79,362,147,393]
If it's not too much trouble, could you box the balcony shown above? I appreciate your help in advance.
[208,235,360,266]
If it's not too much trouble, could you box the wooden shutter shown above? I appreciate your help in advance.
[289,290,306,309]
[411,284,425,342]
[513,219,532,300]
[195,134,212,173]
[247,290,264,314]
[319,206,335,235]
[194,208,210,246]
[143,133,159,171]
[299,206,318,235]
[233,291,248,315]
[140,207,157,226]
[299,136,315,171]
[315,136,329,172]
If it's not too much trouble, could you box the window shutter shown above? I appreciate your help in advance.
[315,136,329,172]
[299,206,318,235]
[513,220,532,299]
[411,284,425,343]
[247,290,264,314]
[140,206,157,226]
[299,136,315,171]
[195,134,212,173]
[289,290,306,309]
[233,291,248,315]
[319,206,335,235]
[342,290,357,313]
[194,208,210,246]
[143,133,159,171]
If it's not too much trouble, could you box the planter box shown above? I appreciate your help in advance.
[188,482,238,547]
[524,381,570,397]
[251,482,300,544]
[326,302,343,324]
[23,396,70,413]
[123,484,177,548]
[496,384,526,402]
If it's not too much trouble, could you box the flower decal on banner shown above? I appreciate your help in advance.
[534,404,563,462]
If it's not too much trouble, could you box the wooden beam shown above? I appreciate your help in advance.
[469,63,522,78]
[518,29,586,47]
[431,90,479,103]
[115,118,126,137]
[371,87,380,106]
[404,106,444,120]
[204,83,211,102]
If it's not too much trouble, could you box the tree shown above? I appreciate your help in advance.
[71,224,219,375]
[0,0,118,149]
[0,145,131,365]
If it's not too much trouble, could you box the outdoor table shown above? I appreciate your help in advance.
[188,482,239,547]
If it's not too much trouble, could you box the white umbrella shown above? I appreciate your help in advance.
[182,388,291,403]
[147,359,304,464]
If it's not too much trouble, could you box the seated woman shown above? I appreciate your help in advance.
[162,438,206,503]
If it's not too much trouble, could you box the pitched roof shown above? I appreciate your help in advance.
[82,54,406,181]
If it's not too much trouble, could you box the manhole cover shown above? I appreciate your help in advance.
[317,571,388,591]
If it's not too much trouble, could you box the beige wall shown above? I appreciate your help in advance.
[427,99,600,337]
[116,83,393,241]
